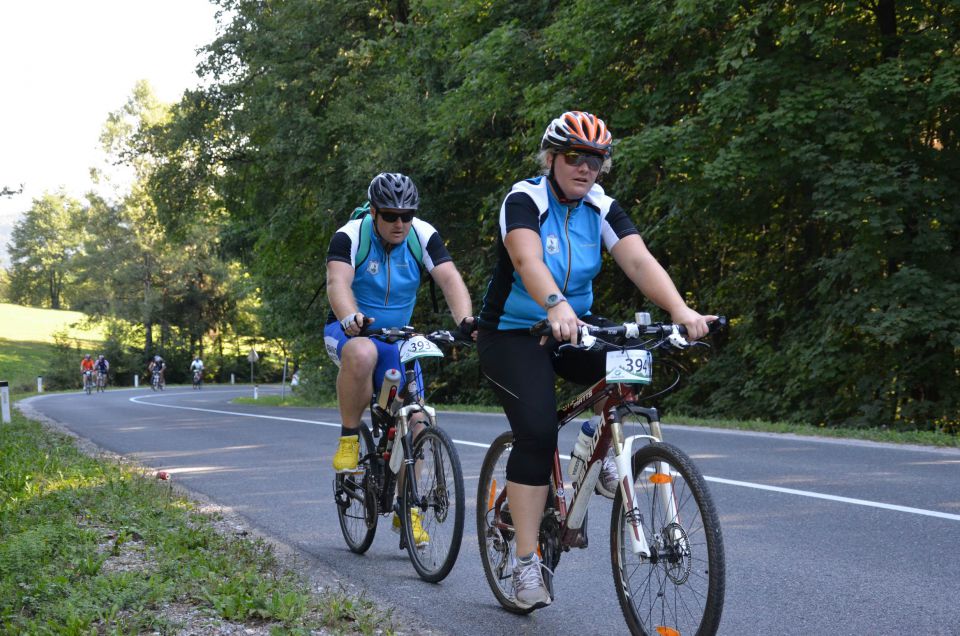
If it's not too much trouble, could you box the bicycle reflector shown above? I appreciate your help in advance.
[649,473,673,484]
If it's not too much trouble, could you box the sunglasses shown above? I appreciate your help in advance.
[560,151,604,172]
[377,210,415,223]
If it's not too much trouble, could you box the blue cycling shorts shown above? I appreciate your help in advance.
[323,321,424,398]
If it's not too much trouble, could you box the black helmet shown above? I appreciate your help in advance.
[367,173,419,210]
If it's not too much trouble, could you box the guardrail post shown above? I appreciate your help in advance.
[1,381,10,424]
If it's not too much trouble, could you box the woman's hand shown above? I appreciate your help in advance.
[670,307,718,340]
[544,302,582,345]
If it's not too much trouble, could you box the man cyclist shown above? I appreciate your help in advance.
[147,355,166,388]
[94,354,110,389]
[324,172,474,544]
[80,354,95,389]
[190,356,204,388]
[477,111,715,610]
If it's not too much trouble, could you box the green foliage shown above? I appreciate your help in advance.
[138,0,958,431]
[6,192,85,310]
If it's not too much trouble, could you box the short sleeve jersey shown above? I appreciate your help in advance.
[478,176,639,331]
[326,217,452,328]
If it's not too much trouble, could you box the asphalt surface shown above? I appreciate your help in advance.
[21,385,960,635]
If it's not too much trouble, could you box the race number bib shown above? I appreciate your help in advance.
[399,335,444,363]
[605,350,653,384]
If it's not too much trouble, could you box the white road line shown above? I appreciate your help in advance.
[704,476,960,521]
[129,394,960,522]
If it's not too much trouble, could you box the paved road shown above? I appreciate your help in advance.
[21,385,960,635]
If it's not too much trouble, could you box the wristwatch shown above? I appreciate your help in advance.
[544,292,567,309]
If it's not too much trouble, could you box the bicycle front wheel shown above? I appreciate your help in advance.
[401,426,465,582]
[334,423,378,554]
[610,441,725,636]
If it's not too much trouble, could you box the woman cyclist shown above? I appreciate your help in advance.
[476,110,715,611]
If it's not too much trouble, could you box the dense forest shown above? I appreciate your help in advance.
[6,0,958,431]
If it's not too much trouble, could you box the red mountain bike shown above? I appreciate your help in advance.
[477,314,727,635]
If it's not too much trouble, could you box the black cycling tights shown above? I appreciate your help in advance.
[478,327,606,486]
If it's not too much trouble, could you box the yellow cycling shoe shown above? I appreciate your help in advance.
[392,508,430,546]
[332,435,359,473]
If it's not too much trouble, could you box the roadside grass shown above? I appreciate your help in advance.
[0,406,395,635]
[232,394,329,408]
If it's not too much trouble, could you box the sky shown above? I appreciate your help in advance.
[0,0,222,266]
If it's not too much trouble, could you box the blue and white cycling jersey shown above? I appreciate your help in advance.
[478,176,639,331]
[325,217,451,328]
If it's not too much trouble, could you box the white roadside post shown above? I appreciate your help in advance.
[230,373,235,385]
[134,374,139,388]
[1,380,11,424]
[37,376,43,393]
[248,348,259,399]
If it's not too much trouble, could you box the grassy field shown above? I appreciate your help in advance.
[0,303,104,393]
[0,302,104,344]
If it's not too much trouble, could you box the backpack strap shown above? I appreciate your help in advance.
[355,214,374,268]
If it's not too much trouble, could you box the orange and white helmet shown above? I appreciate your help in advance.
[540,111,612,158]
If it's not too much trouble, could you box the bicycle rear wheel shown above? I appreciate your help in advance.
[401,426,464,582]
[334,423,378,554]
[610,441,725,636]
[477,431,531,613]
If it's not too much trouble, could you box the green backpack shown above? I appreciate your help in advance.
[350,202,438,312]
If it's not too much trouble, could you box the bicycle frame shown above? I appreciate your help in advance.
[489,377,676,559]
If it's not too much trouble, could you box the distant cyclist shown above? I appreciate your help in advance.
[190,356,204,388]
[94,354,110,389]
[80,354,95,388]
[147,355,166,389]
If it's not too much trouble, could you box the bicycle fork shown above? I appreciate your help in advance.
[609,406,681,556]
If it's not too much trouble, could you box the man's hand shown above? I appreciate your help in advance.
[340,312,370,336]
[458,316,478,341]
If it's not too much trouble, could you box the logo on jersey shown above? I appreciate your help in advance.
[545,234,560,255]
[366,260,380,275]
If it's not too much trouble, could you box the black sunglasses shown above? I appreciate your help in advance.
[377,210,415,223]
[560,151,604,172]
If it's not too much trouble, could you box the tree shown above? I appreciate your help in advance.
[6,191,85,308]
[144,0,959,430]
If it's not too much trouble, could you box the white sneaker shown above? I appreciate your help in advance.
[596,456,619,499]
[513,554,553,610]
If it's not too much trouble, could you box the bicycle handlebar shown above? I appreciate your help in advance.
[358,323,475,346]
[530,315,727,347]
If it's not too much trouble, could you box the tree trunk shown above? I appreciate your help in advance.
[875,0,900,59]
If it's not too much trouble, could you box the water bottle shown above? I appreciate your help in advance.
[568,418,597,487]
[377,368,401,410]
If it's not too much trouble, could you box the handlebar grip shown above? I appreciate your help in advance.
[355,316,377,337]
[709,316,727,334]
[530,318,552,336]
